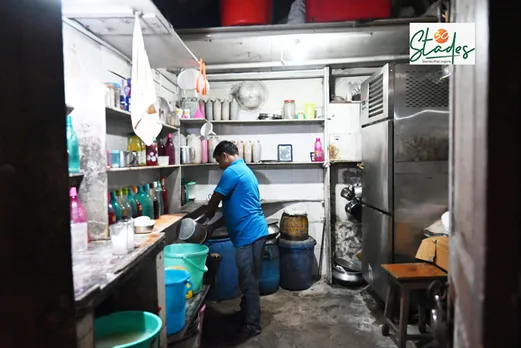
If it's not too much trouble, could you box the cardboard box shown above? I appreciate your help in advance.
[416,236,449,271]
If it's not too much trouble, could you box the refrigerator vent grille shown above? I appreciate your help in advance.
[368,74,384,118]
[405,69,449,108]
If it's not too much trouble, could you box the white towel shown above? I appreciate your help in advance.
[131,13,162,146]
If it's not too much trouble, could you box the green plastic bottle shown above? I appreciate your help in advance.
[110,191,122,221]
[136,184,154,219]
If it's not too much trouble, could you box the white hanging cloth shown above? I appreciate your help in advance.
[131,13,162,146]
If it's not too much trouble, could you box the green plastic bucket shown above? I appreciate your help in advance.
[94,311,162,348]
[164,243,208,294]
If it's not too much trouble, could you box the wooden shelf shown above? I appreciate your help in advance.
[185,199,323,206]
[107,165,179,172]
[180,118,325,125]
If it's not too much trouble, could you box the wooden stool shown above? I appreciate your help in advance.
[381,263,447,348]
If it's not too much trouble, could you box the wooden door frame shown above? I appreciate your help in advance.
[0,0,77,346]
[450,0,521,347]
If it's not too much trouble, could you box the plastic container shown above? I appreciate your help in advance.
[205,237,240,301]
[213,99,222,121]
[283,100,296,119]
[252,140,262,163]
[205,100,214,121]
[279,236,316,291]
[304,102,315,119]
[237,141,245,160]
[306,0,391,23]
[94,311,161,348]
[221,0,273,26]
[221,99,230,120]
[208,136,220,163]
[164,244,208,294]
[244,141,253,164]
[201,139,209,163]
[230,98,239,120]
[259,239,280,295]
[165,269,191,335]
[314,138,324,162]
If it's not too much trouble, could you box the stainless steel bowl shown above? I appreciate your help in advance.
[332,264,365,285]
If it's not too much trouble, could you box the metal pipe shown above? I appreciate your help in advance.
[205,55,409,71]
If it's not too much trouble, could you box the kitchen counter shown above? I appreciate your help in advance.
[73,214,184,313]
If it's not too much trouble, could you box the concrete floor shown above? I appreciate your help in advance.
[201,281,407,348]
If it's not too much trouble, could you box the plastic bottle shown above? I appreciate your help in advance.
[165,133,176,165]
[230,98,239,120]
[146,138,158,166]
[221,99,230,120]
[253,140,262,163]
[213,99,222,121]
[69,187,88,251]
[206,100,214,121]
[66,115,80,173]
[314,138,324,162]
[201,138,209,163]
[209,136,220,163]
[109,191,122,221]
[237,141,245,160]
[126,187,138,218]
[244,141,253,164]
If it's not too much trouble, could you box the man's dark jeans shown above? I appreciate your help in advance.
[235,236,267,332]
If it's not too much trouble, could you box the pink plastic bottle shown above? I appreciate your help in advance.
[201,138,209,163]
[70,187,88,251]
[314,138,324,162]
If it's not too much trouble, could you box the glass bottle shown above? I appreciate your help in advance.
[146,138,158,166]
[161,177,169,214]
[138,139,147,166]
[132,186,143,216]
[165,133,175,165]
[110,191,122,221]
[128,135,141,166]
[158,137,166,157]
[154,181,164,216]
[115,189,128,220]
[66,115,80,173]
[127,187,138,218]
[149,183,160,219]
[136,184,154,219]
[108,192,116,226]
[120,188,134,219]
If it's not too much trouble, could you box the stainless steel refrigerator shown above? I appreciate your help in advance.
[360,63,450,300]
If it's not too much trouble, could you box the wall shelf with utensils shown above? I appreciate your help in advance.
[106,165,179,172]
[106,107,179,135]
[180,118,325,125]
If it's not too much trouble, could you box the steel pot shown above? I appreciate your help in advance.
[266,218,280,240]
[332,264,365,285]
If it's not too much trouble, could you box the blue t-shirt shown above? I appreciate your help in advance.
[215,158,268,247]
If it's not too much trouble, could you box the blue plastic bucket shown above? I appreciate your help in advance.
[259,239,280,295]
[164,244,208,294]
[279,236,316,291]
[94,311,162,348]
[165,269,191,335]
[205,237,240,301]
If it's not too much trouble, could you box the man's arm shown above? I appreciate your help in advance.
[205,191,224,219]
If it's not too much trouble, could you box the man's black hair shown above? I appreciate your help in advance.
[213,140,239,157]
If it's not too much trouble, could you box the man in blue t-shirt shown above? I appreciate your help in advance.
[205,141,268,339]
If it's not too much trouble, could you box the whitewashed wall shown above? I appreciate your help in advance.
[182,76,327,276]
